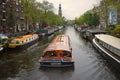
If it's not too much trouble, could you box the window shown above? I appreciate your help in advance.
[63,51,71,57]
[48,51,57,57]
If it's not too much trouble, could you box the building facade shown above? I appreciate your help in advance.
[0,0,24,33]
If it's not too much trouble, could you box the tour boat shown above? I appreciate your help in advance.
[4,34,39,49]
[93,34,120,71]
[39,35,74,67]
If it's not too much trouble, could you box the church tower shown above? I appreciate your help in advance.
[58,4,62,17]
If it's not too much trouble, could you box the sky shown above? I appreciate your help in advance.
[36,0,100,20]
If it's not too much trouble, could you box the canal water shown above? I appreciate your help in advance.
[0,26,120,80]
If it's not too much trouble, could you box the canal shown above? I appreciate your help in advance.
[0,26,120,80]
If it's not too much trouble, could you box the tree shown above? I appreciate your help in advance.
[6,7,15,30]
[37,0,53,14]
[91,13,100,26]
[36,0,66,27]
[21,0,66,30]
[112,25,120,38]
[21,0,37,30]
[36,0,54,27]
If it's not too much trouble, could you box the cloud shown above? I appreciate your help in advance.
[36,0,99,20]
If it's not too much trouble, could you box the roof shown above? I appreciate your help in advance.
[13,34,38,41]
[44,35,71,52]
[87,29,107,34]
[95,34,120,50]
[44,45,71,52]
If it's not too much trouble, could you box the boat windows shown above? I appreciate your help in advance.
[46,51,57,57]
[24,40,26,43]
[63,51,71,57]
[16,41,19,44]
[11,40,16,44]
[95,38,99,42]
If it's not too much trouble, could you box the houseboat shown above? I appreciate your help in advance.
[85,29,107,41]
[4,34,39,49]
[36,28,54,37]
[79,26,88,39]
[93,34,120,71]
[39,35,74,67]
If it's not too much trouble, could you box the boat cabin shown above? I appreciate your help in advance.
[39,35,74,67]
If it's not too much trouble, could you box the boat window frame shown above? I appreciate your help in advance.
[44,51,58,57]
[62,51,72,57]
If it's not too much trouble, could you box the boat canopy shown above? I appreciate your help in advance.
[87,29,107,34]
[44,45,71,52]
[44,35,71,52]
[95,34,120,50]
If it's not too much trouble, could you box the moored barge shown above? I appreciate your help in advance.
[3,34,39,49]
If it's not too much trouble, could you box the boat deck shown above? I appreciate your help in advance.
[93,38,120,63]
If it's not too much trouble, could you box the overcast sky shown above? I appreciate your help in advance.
[36,0,100,20]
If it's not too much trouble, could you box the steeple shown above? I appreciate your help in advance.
[58,4,62,17]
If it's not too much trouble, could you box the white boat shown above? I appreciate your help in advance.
[93,34,120,71]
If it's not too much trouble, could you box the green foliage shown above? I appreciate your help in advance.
[21,0,66,29]
[6,8,15,27]
[75,11,100,27]
[112,25,120,38]
[37,0,53,14]
[91,13,100,26]
[83,12,93,26]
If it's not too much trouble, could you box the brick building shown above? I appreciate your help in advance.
[0,0,24,33]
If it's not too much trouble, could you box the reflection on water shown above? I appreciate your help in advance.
[38,67,74,80]
[0,27,120,80]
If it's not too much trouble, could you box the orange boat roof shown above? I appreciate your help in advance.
[13,34,38,41]
[44,35,71,52]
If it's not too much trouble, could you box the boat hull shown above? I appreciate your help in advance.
[4,38,38,49]
[92,39,120,71]
[40,61,74,67]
